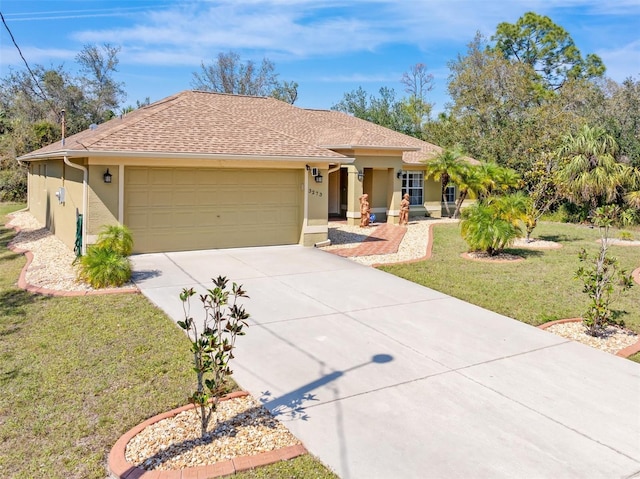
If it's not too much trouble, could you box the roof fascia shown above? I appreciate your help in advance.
[321,145,421,152]
[18,149,355,164]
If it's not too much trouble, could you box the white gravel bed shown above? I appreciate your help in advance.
[512,238,562,249]
[125,395,300,471]
[545,321,638,355]
[602,238,640,246]
[323,217,458,265]
[6,211,133,292]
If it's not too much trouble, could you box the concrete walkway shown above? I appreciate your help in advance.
[131,245,640,479]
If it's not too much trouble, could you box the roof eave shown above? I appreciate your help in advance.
[18,149,355,164]
[321,144,421,152]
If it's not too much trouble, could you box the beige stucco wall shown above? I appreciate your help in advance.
[306,167,328,227]
[87,164,119,240]
[27,158,85,251]
[422,176,443,218]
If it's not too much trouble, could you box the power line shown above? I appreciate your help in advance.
[0,10,60,119]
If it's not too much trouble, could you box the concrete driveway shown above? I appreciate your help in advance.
[131,245,640,479]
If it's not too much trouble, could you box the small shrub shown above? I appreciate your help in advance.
[78,246,131,288]
[559,202,590,223]
[77,224,133,288]
[0,167,27,202]
[618,230,634,241]
[179,277,249,437]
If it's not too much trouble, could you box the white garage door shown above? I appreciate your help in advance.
[125,167,302,253]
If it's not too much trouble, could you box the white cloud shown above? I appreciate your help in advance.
[597,40,640,81]
[4,0,639,83]
[0,45,76,69]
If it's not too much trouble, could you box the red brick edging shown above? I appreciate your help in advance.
[632,267,640,287]
[5,216,139,297]
[538,317,640,358]
[108,391,307,479]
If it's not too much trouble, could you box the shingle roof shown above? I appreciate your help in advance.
[19,90,446,164]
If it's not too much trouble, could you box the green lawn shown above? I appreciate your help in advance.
[380,221,640,362]
[0,203,336,479]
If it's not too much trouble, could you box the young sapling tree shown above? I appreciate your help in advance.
[575,206,633,336]
[178,276,249,437]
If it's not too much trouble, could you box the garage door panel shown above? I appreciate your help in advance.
[125,167,302,253]
[127,169,149,184]
[127,190,149,207]
[149,169,174,185]
[197,170,221,185]
[175,170,197,185]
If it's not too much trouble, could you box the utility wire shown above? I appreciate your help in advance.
[0,10,61,119]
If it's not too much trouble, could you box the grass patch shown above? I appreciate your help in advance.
[380,221,640,332]
[235,455,338,478]
[0,204,335,478]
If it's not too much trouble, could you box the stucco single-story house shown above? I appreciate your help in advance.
[18,90,472,254]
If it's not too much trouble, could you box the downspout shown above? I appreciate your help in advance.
[64,155,88,255]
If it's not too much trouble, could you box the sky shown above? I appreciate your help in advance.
[1,0,639,114]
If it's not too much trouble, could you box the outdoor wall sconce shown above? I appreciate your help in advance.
[397,170,403,179]
[314,173,323,183]
[103,168,112,184]
[357,171,364,181]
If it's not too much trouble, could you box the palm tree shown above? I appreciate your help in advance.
[557,125,628,213]
[451,164,484,219]
[472,162,521,200]
[424,148,467,217]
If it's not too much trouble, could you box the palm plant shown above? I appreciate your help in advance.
[78,246,132,288]
[96,224,133,256]
[460,202,521,256]
[77,224,134,288]
[487,191,530,226]
[424,148,467,217]
[557,125,628,213]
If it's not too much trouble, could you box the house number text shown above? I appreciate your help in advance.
[308,188,323,197]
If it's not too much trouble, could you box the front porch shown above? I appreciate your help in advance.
[327,164,452,225]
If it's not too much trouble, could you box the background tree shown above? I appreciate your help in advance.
[76,43,126,124]
[192,51,298,104]
[0,44,127,201]
[522,152,559,241]
[332,86,415,135]
[332,64,434,138]
[400,63,434,136]
[445,33,543,168]
[491,11,605,90]
[596,77,640,167]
